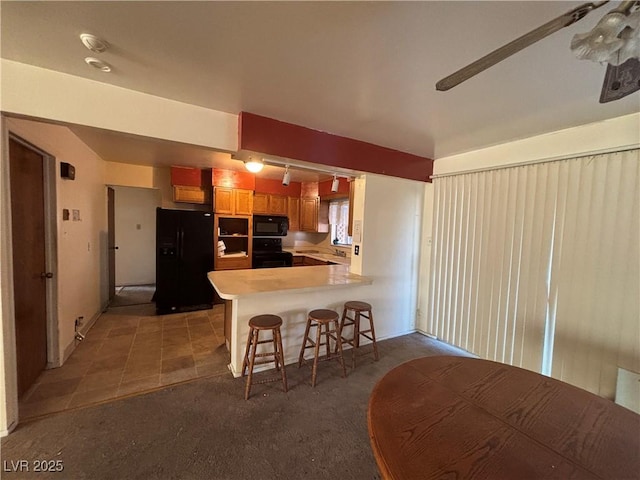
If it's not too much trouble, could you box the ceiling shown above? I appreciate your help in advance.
[1,1,638,174]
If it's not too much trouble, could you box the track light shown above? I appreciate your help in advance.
[244,158,264,173]
[331,174,339,193]
[282,165,291,186]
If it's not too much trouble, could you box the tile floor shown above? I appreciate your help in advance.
[19,303,229,420]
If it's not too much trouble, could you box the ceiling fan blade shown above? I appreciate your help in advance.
[600,57,640,102]
[436,1,610,91]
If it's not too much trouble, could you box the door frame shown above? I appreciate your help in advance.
[7,133,60,368]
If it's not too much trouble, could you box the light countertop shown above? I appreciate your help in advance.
[283,248,351,266]
[208,264,370,299]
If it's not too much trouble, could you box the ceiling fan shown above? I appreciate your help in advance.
[436,1,640,103]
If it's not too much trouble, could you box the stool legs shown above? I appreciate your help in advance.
[299,314,347,387]
[244,328,259,400]
[243,325,287,400]
[275,328,288,392]
[311,320,322,387]
[338,306,379,368]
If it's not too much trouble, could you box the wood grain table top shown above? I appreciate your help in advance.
[368,356,640,480]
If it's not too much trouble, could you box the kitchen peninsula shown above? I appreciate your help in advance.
[208,264,372,377]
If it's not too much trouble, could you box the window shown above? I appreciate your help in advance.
[329,199,352,246]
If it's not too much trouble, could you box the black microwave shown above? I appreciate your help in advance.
[253,215,288,236]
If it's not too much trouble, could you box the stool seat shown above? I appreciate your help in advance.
[249,314,283,329]
[344,301,372,311]
[308,309,339,323]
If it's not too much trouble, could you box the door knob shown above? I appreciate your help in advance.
[40,272,54,279]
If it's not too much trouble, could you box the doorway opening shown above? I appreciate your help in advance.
[108,185,161,309]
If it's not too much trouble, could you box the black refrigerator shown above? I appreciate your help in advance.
[155,208,214,314]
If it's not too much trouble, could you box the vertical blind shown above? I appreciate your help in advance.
[428,149,639,398]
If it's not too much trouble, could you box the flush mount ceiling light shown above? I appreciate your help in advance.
[244,158,264,173]
[85,57,112,72]
[331,174,340,193]
[80,33,109,53]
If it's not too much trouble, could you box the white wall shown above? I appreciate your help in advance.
[113,186,161,286]
[433,112,640,175]
[0,117,107,434]
[416,183,434,333]
[6,118,108,354]
[350,174,424,337]
[0,60,238,153]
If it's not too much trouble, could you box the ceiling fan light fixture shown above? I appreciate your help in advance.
[244,158,264,173]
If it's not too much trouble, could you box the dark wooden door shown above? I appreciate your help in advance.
[9,137,48,398]
[107,187,116,302]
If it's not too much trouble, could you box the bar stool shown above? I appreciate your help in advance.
[242,314,288,400]
[298,309,347,387]
[339,301,379,368]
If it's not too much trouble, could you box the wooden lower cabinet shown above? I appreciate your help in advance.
[303,256,329,266]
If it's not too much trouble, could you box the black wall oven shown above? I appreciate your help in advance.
[253,215,288,237]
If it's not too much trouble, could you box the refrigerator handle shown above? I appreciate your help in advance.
[179,228,185,259]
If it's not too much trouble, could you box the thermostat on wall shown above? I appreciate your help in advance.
[60,162,75,180]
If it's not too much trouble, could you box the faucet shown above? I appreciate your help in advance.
[334,249,347,258]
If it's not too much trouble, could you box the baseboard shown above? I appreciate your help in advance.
[0,419,17,438]
[61,309,103,364]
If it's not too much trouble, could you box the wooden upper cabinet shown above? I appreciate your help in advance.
[214,187,253,215]
[300,197,319,232]
[270,195,287,215]
[253,193,287,215]
[234,189,253,215]
[288,197,300,231]
[214,187,234,214]
[253,193,269,214]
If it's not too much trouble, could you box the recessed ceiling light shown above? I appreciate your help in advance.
[80,33,109,53]
[85,57,112,73]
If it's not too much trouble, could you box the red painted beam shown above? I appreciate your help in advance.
[239,112,433,183]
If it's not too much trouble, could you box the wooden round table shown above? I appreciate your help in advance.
[368,356,640,479]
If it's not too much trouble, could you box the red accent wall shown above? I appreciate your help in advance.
[301,182,319,197]
[171,166,206,186]
[239,112,433,183]
[254,177,302,196]
[212,168,255,190]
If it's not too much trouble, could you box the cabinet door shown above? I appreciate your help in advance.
[214,187,234,214]
[253,193,269,214]
[269,195,288,215]
[300,197,319,232]
[288,196,300,231]
[235,189,253,215]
